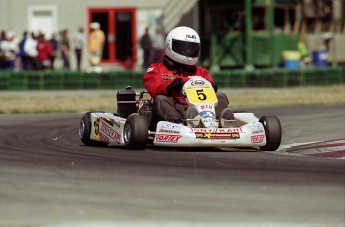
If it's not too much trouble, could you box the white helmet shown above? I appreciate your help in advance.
[165,26,200,66]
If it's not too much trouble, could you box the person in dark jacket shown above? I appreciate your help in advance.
[140,27,152,70]
[49,34,58,70]
[18,31,31,70]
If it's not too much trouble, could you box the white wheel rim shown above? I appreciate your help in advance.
[124,123,132,144]
[79,121,85,139]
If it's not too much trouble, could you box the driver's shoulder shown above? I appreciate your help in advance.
[195,66,210,75]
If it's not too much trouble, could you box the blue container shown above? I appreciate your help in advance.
[313,50,328,67]
[283,60,300,70]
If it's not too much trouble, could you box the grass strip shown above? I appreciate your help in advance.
[0,85,344,114]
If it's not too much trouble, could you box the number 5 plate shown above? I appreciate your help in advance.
[186,87,217,104]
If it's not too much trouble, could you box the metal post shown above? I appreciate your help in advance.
[245,0,254,70]
[210,0,219,71]
[267,0,276,67]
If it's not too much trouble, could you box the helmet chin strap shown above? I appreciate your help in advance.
[163,56,196,74]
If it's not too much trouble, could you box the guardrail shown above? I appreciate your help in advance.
[0,67,344,90]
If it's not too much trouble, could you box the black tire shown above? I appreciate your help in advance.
[259,116,282,151]
[123,114,148,149]
[79,112,109,147]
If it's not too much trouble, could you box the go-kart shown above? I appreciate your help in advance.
[79,76,282,151]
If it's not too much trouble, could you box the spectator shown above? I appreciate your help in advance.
[18,31,31,70]
[88,22,105,69]
[73,26,86,71]
[0,30,5,43]
[24,32,39,70]
[49,33,58,70]
[0,31,7,69]
[37,33,53,70]
[140,27,152,70]
[0,31,18,70]
[60,29,71,70]
[151,27,165,63]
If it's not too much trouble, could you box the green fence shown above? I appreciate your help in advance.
[212,33,299,68]
[0,67,344,90]
[213,67,345,88]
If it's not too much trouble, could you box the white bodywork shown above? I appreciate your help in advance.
[88,112,267,148]
[153,114,266,147]
[87,76,268,148]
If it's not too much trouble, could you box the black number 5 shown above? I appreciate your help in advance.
[94,119,100,135]
[196,89,206,100]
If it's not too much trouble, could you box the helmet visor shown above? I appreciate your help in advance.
[172,39,200,58]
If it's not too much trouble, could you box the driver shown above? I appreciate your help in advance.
[143,26,234,127]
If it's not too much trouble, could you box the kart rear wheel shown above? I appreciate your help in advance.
[259,116,282,151]
[79,112,109,147]
[124,114,148,149]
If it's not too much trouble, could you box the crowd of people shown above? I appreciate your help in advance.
[1,24,166,72]
[0,27,87,71]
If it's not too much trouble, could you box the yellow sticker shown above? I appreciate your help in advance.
[186,87,217,104]
[94,118,100,140]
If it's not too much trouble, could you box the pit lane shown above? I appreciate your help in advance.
[0,105,344,227]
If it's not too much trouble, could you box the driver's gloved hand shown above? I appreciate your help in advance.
[166,78,184,96]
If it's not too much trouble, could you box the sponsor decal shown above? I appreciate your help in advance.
[162,74,176,81]
[191,128,245,133]
[249,123,264,130]
[147,67,154,72]
[100,122,121,143]
[99,132,110,142]
[251,135,265,143]
[191,80,205,87]
[95,113,120,127]
[155,134,182,143]
[200,104,213,110]
[201,118,216,123]
[252,130,264,134]
[195,132,240,139]
[93,118,100,140]
[94,118,101,135]
[161,123,182,130]
[101,118,113,126]
[186,34,197,39]
[210,139,227,143]
[159,129,180,134]
[200,111,216,119]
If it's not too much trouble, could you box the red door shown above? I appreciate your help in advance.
[88,8,136,64]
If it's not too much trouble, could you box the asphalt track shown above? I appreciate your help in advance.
[0,105,344,227]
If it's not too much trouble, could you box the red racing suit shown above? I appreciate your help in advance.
[143,63,215,105]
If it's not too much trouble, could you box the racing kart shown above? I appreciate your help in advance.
[79,76,282,151]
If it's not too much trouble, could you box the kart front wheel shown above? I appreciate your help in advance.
[124,114,148,149]
[259,116,282,151]
[79,112,109,147]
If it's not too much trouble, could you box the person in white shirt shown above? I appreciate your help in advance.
[151,27,165,63]
[0,31,18,70]
[24,32,39,70]
[73,26,86,71]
